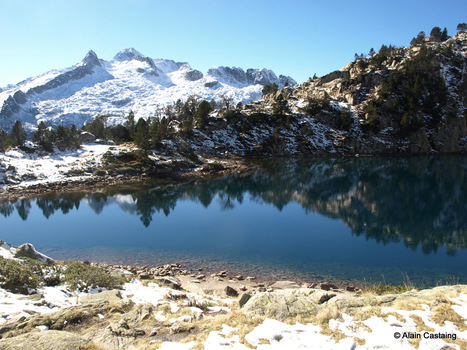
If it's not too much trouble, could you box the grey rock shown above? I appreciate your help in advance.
[78,131,96,144]
[80,290,126,307]
[184,70,203,81]
[155,276,182,290]
[319,283,338,291]
[242,288,319,321]
[123,305,152,324]
[225,286,238,297]
[0,330,88,350]
[14,243,53,263]
[238,293,251,308]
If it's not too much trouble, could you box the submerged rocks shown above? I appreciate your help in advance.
[270,280,301,289]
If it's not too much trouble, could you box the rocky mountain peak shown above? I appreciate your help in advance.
[82,50,101,67]
[113,48,144,61]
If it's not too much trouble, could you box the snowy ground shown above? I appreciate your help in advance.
[0,143,126,190]
[0,280,466,349]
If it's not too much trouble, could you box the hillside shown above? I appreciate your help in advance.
[1,29,467,191]
[178,30,467,157]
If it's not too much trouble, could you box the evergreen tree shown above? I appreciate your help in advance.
[181,95,199,120]
[125,111,136,139]
[134,118,151,152]
[272,93,290,118]
[0,129,7,152]
[33,121,54,151]
[410,31,426,46]
[55,125,70,151]
[457,23,467,32]
[9,121,27,148]
[441,27,449,41]
[157,117,170,141]
[262,83,278,96]
[430,27,443,42]
[195,100,212,126]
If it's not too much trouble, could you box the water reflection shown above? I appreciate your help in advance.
[1,156,466,255]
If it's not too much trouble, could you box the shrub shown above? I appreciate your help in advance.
[63,261,122,291]
[0,257,40,294]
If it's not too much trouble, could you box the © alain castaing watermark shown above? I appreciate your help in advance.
[393,331,457,341]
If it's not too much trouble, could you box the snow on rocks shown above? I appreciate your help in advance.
[0,143,114,189]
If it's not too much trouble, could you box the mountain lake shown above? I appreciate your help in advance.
[1,155,467,287]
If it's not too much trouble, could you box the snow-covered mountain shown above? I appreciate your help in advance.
[0,48,296,132]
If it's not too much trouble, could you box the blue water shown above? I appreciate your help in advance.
[1,156,467,286]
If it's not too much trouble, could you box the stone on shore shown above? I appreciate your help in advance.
[0,330,88,350]
[14,243,54,263]
[270,280,301,289]
[155,276,182,289]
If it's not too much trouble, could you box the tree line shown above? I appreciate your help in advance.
[0,94,240,154]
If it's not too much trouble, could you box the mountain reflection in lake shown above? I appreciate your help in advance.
[1,156,467,286]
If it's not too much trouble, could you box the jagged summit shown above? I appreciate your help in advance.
[82,50,101,67]
[113,48,144,61]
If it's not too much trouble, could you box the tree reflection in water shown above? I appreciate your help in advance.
[1,156,466,255]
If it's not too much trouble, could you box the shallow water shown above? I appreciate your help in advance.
[1,156,467,286]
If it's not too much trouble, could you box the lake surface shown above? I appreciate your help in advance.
[1,156,467,287]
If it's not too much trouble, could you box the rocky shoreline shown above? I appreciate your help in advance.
[1,242,466,349]
[88,261,359,297]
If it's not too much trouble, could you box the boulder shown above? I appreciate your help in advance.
[0,330,88,350]
[242,288,319,320]
[80,289,126,307]
[78,131,96,144]
[319,283,338,291]
[224,286,238,297]
[155,276,182,290]
[14,243,53,263]
[238,293,251,308]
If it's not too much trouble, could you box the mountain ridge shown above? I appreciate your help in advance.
[0,48,297,132]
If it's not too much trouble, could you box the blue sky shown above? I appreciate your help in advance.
[1,0,466,86]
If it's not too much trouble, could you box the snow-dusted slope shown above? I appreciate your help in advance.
[0,48,296,132]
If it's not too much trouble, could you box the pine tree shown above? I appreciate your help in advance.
[125,111,136,139]
[33,121,54,151]
[272,93,290,118]
[9,121,27,148]
[430,27,443,42]
[195,100,212,126]
[457,23,467,32]
[410,31,425,46]
[134,118,151,152]
[0,129,7,152]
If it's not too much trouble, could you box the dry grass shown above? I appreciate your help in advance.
[351,305,383,322]
[179,310,266,349]
[354,337,366,345]
[430,303,467,331]
[315,305,342,326]
[392,297,425,311]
